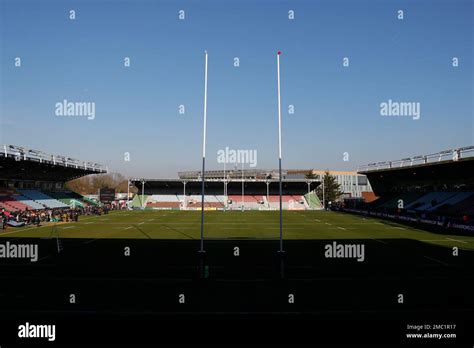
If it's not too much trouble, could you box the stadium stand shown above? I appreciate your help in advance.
[131,194,148,208]
[203,195,221,203]
[0,192,33,211]
[130,179,320,211]
[150,194,179,202]
[427,192,473,211]
[0,144,107,214]
[436,193,474,216]
[373,192,425,210]
[213,195,226,205]
[266,195,307,210]
[185,195,225,209]
[46,191,89,208]
[227,195,263,210]
[11,193,44,209]
[304,191,323,209]
[0,188,99,212]
[18,189,69,209]
[404,192,457,211]
[145,194,181,209]
[147,202,181,209]
[342,146,474,234]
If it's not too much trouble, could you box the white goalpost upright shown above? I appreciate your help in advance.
[277,51,284,254]
[198,50,209,277]
[276,50,285,278]
[223,161,226,211]
[241,161,244,212]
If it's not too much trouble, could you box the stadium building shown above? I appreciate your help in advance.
[130,172,321,211]
[131,168,373,211]
[342,146,474,234]
[0,145,106,212]
[287,169,373,199]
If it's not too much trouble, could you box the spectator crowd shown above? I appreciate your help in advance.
[0,204,113,230]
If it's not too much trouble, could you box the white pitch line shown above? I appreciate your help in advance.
[0,225,45,235]
[37,255,52,262]
[61,226,76,230]
[82,238,98,245]
[325,223,332,225]
[446,238,468,244]
[337,227,346,230]
[78,215,106,221]
[372,239,388,245]
[424,255,449,266]
[124,226,133,230]
[421,239,455,242]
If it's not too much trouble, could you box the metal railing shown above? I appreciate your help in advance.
[130,178,319,183]
[357,146,474,173]
[1,144,107,173]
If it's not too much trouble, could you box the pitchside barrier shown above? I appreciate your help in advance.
[342,208,474,235]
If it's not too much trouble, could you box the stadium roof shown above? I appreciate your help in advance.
[178,169,286,180]
[131,178,319,183]
[0,144,107,182]
[357,146,474,195]
[130,178,319,195]
[179,169,366,180]
[290,169,363,176]
[357,146,474,173]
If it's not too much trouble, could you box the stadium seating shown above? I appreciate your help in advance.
[291,195,305,202]
[269,195,307,210]
[18,189,69,209]
[267,195,295,203]
[427,192,473,211]
[227,195,264,210]
[405,192,458,211]
[365,191,474,219]
[46,191,91,208]
[11,194,44,209]
[204,195,220,203]
[435,193,474,216]
[229,195,259,203]
[184,195,225,209]
[150,194,179,202]
[131,194,148,208]
[304,192,323,209]
[146,194,182,209]
[0,195,32,211]
[147,202,180,208]
[175,195,229,209]
[130,192,316,211]
[376,192,425,209]
[214,195,226,205]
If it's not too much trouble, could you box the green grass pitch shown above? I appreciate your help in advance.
[1,210,473,250]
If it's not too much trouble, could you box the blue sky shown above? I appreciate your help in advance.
[1,0,472,178]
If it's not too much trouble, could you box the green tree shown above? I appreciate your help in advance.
[315,170,343,206]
